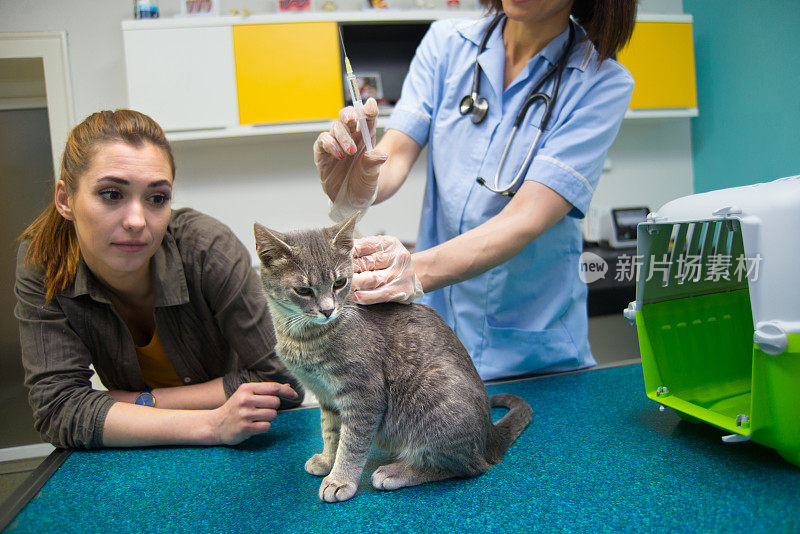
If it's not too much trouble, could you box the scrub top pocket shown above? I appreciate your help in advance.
[480,320,580,379]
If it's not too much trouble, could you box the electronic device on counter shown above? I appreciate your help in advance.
[594,206,649,248]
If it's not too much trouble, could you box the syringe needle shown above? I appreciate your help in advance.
[338,26,374,152]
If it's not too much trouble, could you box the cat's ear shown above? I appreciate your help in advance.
[329,213,358,254]
[254,222,292,266]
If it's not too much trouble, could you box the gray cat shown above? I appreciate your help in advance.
[254,215,532,503]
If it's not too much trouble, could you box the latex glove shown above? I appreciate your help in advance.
[313,98,388,222]
[352,235,424,305]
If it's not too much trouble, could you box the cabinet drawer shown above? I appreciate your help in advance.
[233,22,344,125]
[617,21,697,110]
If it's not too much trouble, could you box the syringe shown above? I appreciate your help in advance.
[339,28,374,152]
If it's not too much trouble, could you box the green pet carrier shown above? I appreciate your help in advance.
[624,176,800,466]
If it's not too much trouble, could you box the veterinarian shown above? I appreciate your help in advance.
[314,0,636,380]
[15,110,302,449]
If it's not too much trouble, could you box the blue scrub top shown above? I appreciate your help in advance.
[387,16,634,380]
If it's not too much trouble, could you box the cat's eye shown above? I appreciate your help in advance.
[333,278,347,289]
[293,287,313,296]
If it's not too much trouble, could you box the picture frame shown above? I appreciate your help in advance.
[354,72,383,101]
[278,0,313,12]
[180,0,220,16]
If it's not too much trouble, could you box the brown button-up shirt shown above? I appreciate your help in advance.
[15,208,302,449]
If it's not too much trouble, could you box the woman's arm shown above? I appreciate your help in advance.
[15,242,116,449]
[107,377,226,409]
[16,237,298,449]
[373,129,423,204]
[102,381,297,447]
[183,212,304,407]
[413,181,572,292]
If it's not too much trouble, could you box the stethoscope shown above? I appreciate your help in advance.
[459,14,577,197]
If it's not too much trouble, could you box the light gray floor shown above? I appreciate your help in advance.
[0,457,44,505]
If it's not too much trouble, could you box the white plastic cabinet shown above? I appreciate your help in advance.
[122,25,239,131]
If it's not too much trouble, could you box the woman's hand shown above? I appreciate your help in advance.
[352,235,423,305]
[313,98,388,222]
[209,382,298,446]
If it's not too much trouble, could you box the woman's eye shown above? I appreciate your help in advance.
[333,279,347,289]
[149,193,171,207]
[99,190,122,201]
[294,287,313,296]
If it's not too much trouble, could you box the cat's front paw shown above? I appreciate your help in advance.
[319,475,357,502]
[305,454,333,476]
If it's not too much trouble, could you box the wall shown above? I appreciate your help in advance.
[0,107,54,448]
[684,0,800,192]
[0,0,692,261]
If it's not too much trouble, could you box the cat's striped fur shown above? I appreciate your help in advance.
[254,215,532,502]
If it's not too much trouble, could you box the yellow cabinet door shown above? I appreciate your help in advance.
[617,21,697,110]
[233,22,344,124]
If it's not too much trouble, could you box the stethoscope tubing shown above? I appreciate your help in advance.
[467,15,577,197]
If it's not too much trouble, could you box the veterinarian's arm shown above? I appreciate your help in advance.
[414,181,572,292]
[314,101,422,216]
[353,181,571,302]
[372,129,422,204]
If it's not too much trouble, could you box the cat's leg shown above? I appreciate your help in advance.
[305,406,340,476]
[319,411,381,503]
[371,462,451,491]
[372,446,492,491]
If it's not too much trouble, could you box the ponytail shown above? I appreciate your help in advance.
[19,204,80,302]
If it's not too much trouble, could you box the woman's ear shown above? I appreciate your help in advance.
[54,180,74,221]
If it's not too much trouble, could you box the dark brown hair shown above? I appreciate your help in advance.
[483,0,638,62]
[18,109,175,301]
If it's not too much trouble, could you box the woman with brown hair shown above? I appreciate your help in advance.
[315,0,637,380]
[15,109,303,449]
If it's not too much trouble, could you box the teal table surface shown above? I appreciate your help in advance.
[4,363,800,533]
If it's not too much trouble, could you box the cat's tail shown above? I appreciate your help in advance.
[485,394,533,464]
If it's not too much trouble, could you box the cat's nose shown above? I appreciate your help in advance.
[320,308,334,318]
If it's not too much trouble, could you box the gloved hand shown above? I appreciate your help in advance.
[313,98,388,222]
[351,235,424,305]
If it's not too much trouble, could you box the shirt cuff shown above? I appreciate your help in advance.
[527,155,595,219]
[90,394,117,449]
[386,104,431,147]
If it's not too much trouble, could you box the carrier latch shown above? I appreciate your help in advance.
[754,322,788,355]
[623,301,638,326]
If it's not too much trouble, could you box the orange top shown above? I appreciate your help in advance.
[135,329,184,389]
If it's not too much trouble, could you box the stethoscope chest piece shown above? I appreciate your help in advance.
[460,93,490,124]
